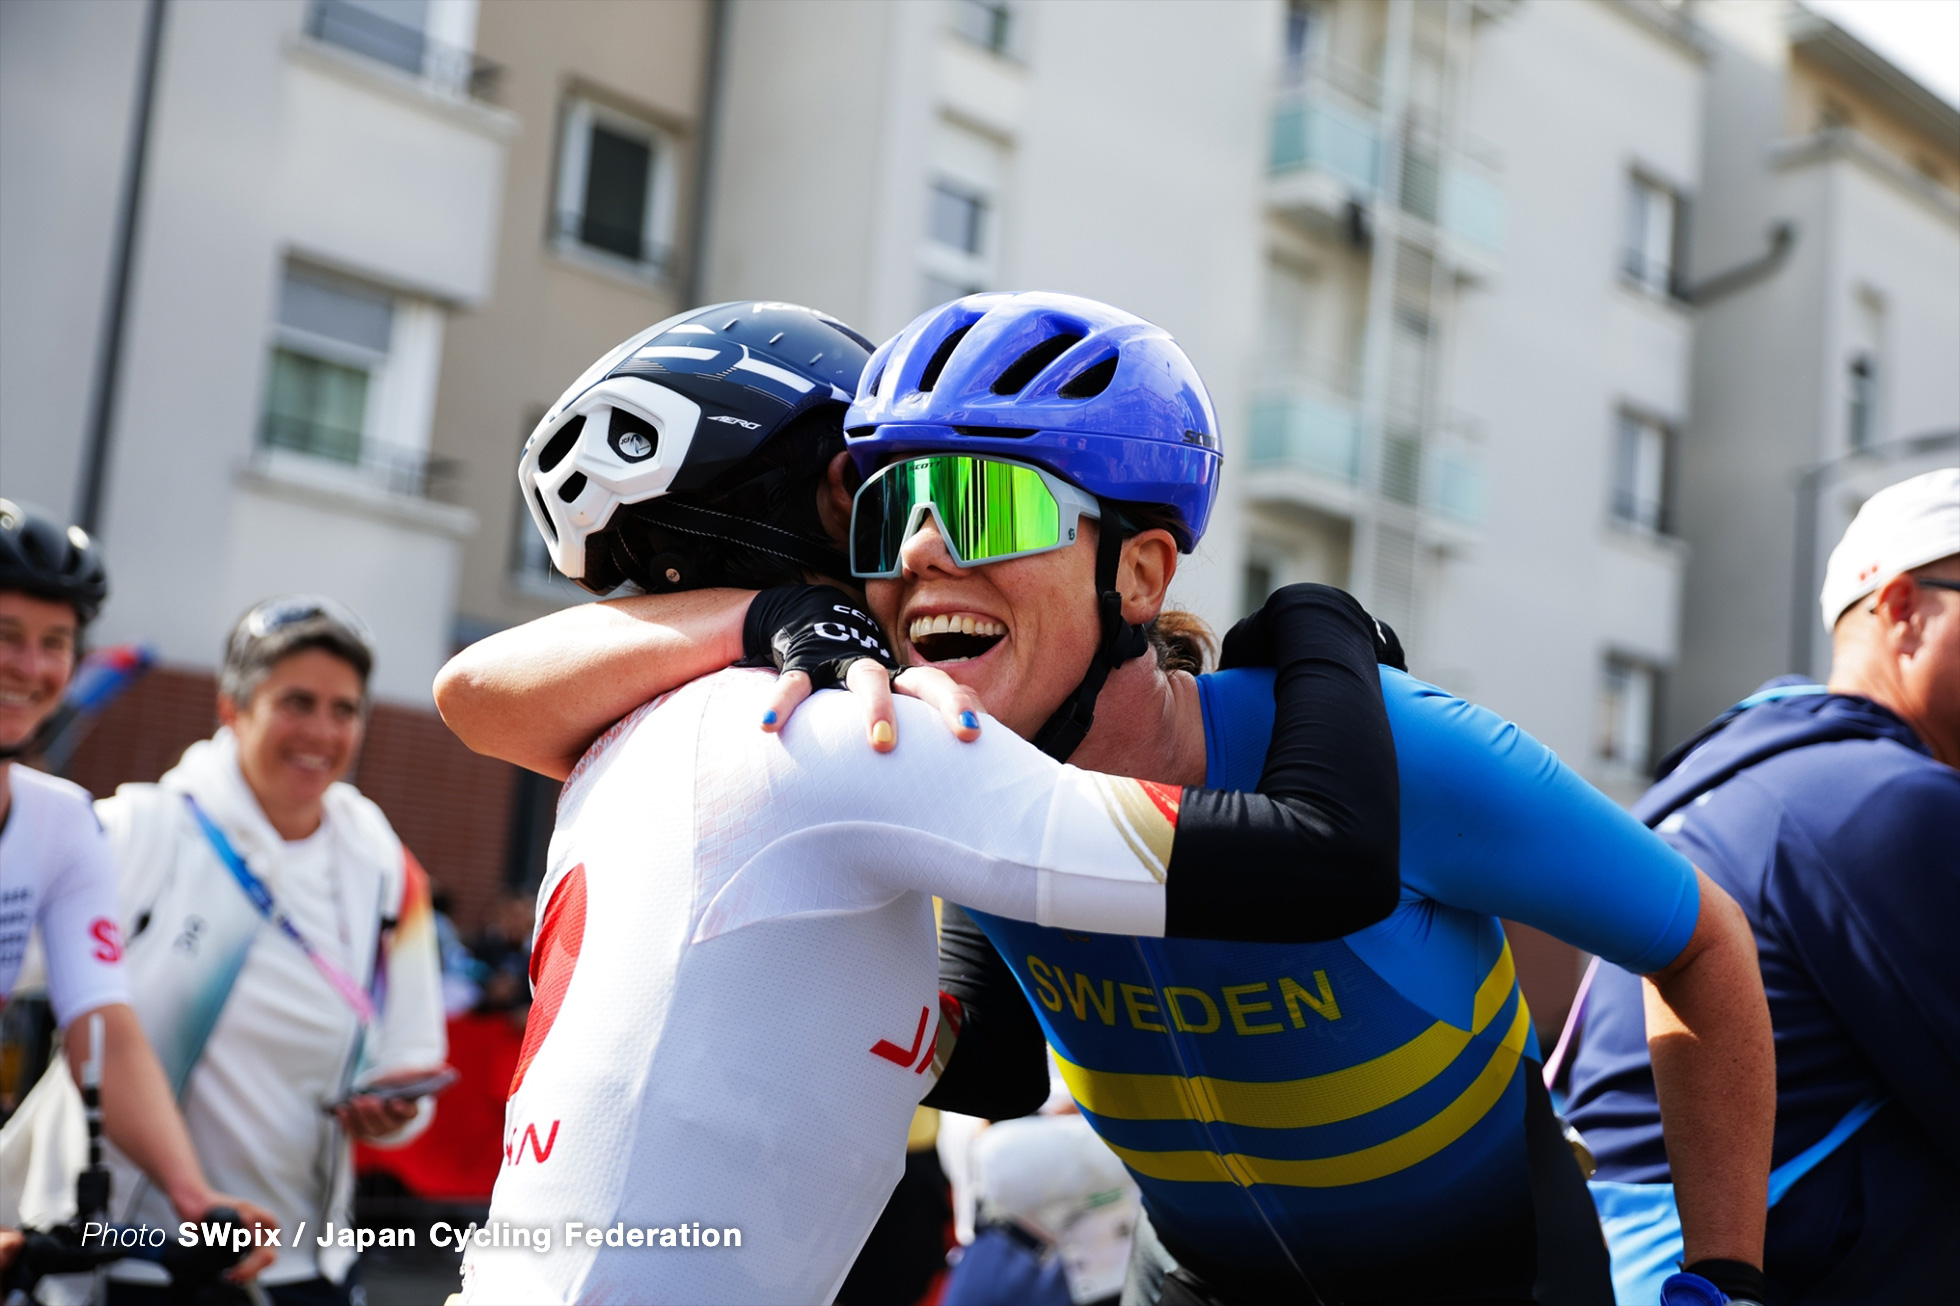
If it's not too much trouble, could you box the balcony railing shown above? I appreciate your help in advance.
[262,416,460,500]
[1270,90,1380,193]
[306,0,502,102]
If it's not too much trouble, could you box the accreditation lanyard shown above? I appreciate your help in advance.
[184,793,377,1024]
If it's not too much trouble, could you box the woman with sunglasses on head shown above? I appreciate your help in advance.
[443,293,1777,1306]
[436,300,1403,1306]
[78,595,449,1306]
[0,502,278,1290]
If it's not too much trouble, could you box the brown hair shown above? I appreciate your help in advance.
[1108,498,1216,675]
[1147,608,1215,675]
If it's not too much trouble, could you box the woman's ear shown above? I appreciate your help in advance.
[817,450,856,547]
[1118,529,1179,625]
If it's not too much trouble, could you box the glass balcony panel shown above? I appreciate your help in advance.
[1249,393,1361,484]
[1270,96,1379,193]
[1425,438,1486,525]
[1442,159,1505,252]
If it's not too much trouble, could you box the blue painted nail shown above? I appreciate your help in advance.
[960,711,978,730]
[762,710,778,726]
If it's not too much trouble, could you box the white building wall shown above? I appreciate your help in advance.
[1431,0,1702,782]
[0,0,147,515]
[1672,0,1960,739]
[0,0,508,706]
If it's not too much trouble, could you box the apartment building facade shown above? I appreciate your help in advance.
[0,0,526,924]
[1670,0,1960,742]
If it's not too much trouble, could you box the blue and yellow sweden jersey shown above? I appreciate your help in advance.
[971,668,1700,1286]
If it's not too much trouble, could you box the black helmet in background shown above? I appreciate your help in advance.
[0,498,108,625]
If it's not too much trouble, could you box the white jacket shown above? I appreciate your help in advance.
[96,730,445,1285]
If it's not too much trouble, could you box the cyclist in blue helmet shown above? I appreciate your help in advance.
[440,302,1406,1304]
[440,292,1775,1305]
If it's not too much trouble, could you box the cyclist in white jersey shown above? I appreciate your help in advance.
[442,305,1404,1305]
[0,501,275,1280]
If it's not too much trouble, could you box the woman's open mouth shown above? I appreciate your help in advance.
[908,613,1006,664]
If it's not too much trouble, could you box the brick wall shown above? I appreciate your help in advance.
[59,667,519,933]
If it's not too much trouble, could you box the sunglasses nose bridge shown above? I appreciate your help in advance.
[897,500,968,572]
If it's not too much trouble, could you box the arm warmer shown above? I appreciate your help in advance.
[1166,584,1402,943]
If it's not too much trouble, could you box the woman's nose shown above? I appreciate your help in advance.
[898,513,969,579]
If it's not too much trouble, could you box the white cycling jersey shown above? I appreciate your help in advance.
[460,669,1182,1306]
[0,763,129,1024]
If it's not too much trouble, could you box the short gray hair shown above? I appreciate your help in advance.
[220,597,374,706]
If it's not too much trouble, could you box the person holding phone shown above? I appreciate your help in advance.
[89,597,448,1306]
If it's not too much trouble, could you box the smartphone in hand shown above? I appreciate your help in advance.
[322,1067,459,1114]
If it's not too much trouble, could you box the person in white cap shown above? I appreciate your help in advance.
[1565,466,1960,1302]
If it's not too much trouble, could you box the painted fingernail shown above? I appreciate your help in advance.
[762,710,778,726]
[960,711,979,730]
[871,720,895,747]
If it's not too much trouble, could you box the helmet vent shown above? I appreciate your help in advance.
[992,333,1084,395]
[533,488,559,540]
[556,471,590,503]
[537,414,585,472]
[918,325,973,393]
[866,363,887,397]
[1058,354,1118,399]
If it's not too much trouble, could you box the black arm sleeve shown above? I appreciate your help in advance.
[1163,583,1401,943]
[921,903,1049,1120]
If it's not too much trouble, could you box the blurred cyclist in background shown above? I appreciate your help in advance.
[0,499,275,1284]
[447,292,1778,1306]
[1567,468,1960,1302]
[81,596,448,1306]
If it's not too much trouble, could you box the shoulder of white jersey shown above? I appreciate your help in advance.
[9,764,105,835]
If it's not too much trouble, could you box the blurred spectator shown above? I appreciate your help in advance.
[82,596,449,1306]
[470,891,535,1023]
[429,890,484,1017]
[1568,469,1960,1301]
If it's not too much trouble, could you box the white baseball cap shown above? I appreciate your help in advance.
[1821,466,1960,629]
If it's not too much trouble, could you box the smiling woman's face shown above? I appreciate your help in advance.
[866,514,1106,740]
[0,590,78,751]
[221,647,366,828]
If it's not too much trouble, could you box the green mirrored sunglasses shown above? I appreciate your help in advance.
[850,454,1102,579]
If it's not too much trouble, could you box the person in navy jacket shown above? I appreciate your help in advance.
[1568,468,1960,1303]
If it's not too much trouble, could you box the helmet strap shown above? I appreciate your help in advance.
[1031,508,1151,763]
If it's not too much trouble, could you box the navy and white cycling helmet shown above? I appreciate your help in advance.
[521,301,875,594]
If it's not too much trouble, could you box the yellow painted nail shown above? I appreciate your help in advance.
[871,720,896,747]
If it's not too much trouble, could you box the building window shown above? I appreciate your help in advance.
[263,267,393,465]
[305,0,497,100]
[1283,0,1321,81]
[1242,557,1277,618]
[1597,655,1658,774]
[1610,409,1669,533]
[1622,173,1678,297]
[928,180,987,256]
[1847,354,1877,450]
[555,97,678,275]
[952,0,1012,56]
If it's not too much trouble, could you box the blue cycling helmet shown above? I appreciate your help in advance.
[846,293,1220,760]
[844,292,1220,550]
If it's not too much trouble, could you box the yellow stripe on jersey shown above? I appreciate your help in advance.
[1102,998,1533,1189]
[1055,940,1518,1131]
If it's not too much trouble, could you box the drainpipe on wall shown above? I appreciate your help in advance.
[683,0,730,308]
[75,0,169,538]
